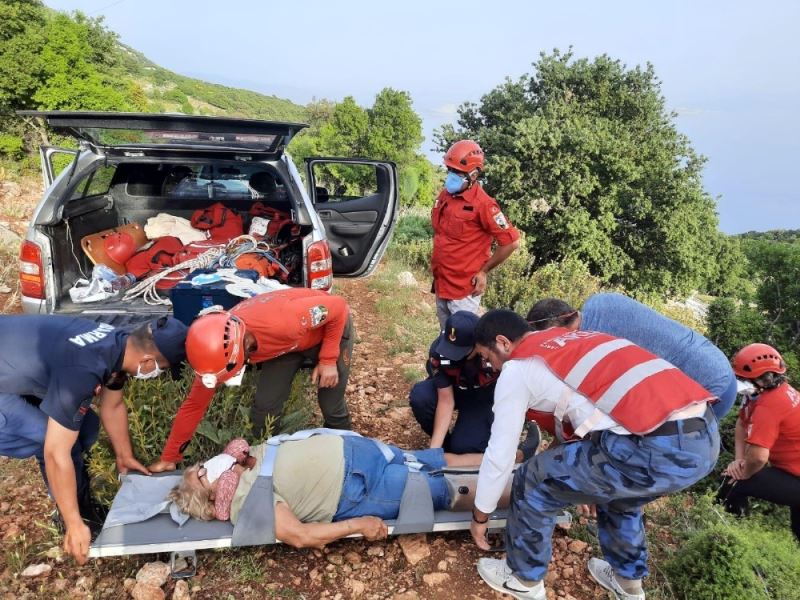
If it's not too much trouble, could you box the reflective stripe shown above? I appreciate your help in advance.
[595,359,677,414]
[564,338,634,388]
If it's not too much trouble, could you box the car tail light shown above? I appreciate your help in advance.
[306,240,332,290]
[19,240,45,299]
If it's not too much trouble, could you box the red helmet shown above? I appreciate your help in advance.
[104,232,137,265]
[444,140,484,173]
[732,343,787,379]
[186,310,247,388]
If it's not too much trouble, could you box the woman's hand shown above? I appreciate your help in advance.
[354,517,388,541]
[722,459,746,480]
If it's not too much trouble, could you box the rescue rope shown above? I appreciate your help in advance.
[122,247,224,306]
[213,235,289,275]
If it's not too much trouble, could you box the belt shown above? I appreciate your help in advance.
[643,416,707,437]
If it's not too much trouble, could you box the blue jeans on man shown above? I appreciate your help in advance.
[506,409,720,581]
[0,393,99,500]
[333,435,450,521]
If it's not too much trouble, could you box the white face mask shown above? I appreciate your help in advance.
[134,360,163,380]
[202,453,237,484]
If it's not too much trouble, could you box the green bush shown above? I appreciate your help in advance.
[88,369,316,505]
[665,519,800,600]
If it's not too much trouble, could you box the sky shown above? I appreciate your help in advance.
[44,0,800,234]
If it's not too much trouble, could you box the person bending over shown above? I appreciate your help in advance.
[718,343,800,542]
[168,433,511,548]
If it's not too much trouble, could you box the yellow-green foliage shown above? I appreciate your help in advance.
[483,241,602,313]
[88,370,315,505]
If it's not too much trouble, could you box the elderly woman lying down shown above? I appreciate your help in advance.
[168,433,513,548]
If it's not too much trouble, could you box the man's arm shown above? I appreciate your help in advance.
[734,416,747,460]
[154,376,217,468]
[308,294,350,388]
[274,502,387,549]
[43,418,91,565]
[472,239,520,295]
[98,387,150,475]
[430,385,455,449]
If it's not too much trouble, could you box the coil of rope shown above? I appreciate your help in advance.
[123,247,225,306]
[214,234,289,275]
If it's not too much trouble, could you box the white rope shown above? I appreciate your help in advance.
[122,248,224,306]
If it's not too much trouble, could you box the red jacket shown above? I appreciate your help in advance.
[161,289,350,462]
[740,383,800,476]
[512,328,712,436]
[431,184,519,300]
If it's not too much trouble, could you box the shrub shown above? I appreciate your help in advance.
[88,369,315,505]
[665,519,800,600]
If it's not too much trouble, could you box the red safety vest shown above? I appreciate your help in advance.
[512,328,712,436]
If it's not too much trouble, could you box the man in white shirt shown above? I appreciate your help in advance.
[468,310,719,600]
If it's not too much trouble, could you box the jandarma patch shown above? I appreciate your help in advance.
[493,212,509,229]
[310,305,329,326]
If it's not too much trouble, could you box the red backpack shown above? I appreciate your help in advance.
[249,202,295,239]
[125,236,184,280]
[191,203,244,242]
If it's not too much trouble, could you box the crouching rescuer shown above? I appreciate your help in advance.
[468,310,720,600]
[150,289,354,472]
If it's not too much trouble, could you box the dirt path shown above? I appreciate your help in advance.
[0,271,606,600]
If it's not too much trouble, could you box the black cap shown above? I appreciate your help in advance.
[435,311,479,361]
[150,316,188,379]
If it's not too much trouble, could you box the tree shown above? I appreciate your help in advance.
[436,49,738,297]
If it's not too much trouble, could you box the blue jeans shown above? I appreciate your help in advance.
[713,373,738,420]
[333,436,450,521]
[0,393,100,499]
[506,409,720,581]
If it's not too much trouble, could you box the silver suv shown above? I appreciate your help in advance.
[17,112,398,324]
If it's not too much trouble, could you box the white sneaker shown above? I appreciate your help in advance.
[476,558,546,600]
[587,558,646,600]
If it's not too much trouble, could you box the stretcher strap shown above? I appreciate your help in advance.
[231,476,276,546]
[392,471,434,534]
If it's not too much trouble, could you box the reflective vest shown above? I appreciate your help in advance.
[511,328,712,437]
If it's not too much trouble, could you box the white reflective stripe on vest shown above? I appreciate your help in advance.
[564,338,634,388]
[594,358,677,414]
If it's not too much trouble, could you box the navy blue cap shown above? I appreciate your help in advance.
[151,316,188,379]
[435,311,479,361]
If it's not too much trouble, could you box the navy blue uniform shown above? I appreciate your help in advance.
[0,315,129,498]
[409,340,498,453]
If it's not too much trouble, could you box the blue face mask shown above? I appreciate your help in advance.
[445,171,468,194]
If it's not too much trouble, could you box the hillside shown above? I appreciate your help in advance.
[115,44,307,122]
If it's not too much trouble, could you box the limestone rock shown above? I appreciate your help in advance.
[567,539,588,553]
[398,534,430,565]
[131,582,166,600]
[123,578,136,593]
[392,592,420,600]
[345,551,362,565]
[326,553,344,566]
[367,546,384,557]
[349,579,366,597]
[172,579,191,600]
[422,572,450,587]
[136,561,170,588]
[20,564,51,577]
[397,271,418,288]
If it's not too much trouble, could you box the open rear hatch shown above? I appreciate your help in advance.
[17,111,307,158]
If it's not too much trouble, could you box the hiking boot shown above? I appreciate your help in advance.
[476,557,546,600]
[587,558,645,600]
[518,421,542,462]
[78,494,109,537]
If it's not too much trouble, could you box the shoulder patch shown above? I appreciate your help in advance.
[493,212,509,229]
[309,305,329,327]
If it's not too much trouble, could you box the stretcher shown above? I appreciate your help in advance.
[89,471,572,559]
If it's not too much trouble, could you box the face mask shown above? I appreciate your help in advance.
[134,360,163,380]
[445,171,467,194]
[202,453,237,484]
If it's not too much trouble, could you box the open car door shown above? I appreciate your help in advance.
[305,158,398,277]
[38,146,78,189]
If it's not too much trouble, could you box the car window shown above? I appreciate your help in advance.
[311,163,379,203]
[69,165,116,200]
[124,163,286,202]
